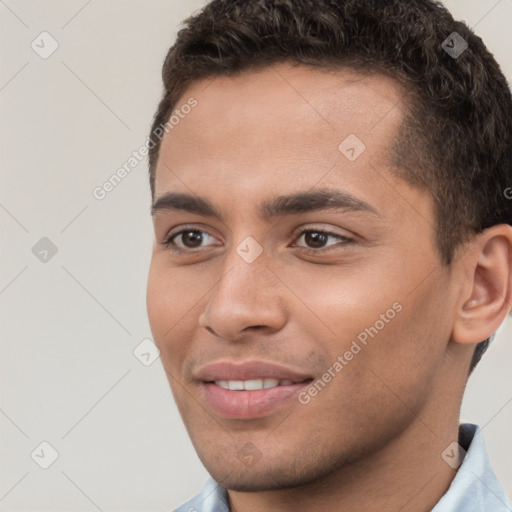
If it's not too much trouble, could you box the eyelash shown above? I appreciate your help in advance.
[160,226,353,255]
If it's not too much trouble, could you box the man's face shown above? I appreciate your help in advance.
[147,64,459,490]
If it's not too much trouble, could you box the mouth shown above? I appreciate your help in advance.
[201,379,313,419]
[211,378,307,391]
[195,360,314,419]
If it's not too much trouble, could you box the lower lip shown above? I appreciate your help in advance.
[202,381,311,419]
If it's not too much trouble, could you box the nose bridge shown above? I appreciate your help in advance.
[211,245,272,314]
[199,241,286,339]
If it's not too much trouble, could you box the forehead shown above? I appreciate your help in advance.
[154,63,408,215]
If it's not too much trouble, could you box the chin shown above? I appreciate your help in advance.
[211,469,310,492]
[203,454,343,493]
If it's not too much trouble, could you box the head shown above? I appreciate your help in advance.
[146,0,512,492]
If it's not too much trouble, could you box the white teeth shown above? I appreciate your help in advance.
[262,378,280,389]
[244,379,264,390]
[228,380,244,391]
[214,378,296,390]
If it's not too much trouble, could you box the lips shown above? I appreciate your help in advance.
[195,360,313,419]
[214,378,296,390]
[195,360,313,383]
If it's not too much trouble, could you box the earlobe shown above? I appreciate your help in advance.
[451,225,512,346]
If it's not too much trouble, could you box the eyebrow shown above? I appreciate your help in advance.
[151,188,380,220]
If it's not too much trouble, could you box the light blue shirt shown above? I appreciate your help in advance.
[173,423,511,511]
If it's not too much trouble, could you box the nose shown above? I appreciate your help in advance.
[198,248,288,342]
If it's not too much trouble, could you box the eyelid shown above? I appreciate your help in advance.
[290,226,353,253]
[291,223,352,240]
[163,225,222,250]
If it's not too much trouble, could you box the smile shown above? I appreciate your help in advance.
[213,378,299,390]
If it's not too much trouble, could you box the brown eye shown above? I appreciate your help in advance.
[162,228,219,250]
[177,230,205,248]
[303,231,329,248]
[294,229,353,253]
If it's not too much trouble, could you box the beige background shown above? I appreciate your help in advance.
[0,0,511,510]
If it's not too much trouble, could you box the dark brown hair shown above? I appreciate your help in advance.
[148,0,512,371]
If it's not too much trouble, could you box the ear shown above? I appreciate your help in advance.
[451,224,512,345]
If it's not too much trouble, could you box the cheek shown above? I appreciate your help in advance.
[340,276,453,412]
[281,263,398,339]
[146,261,194,357]
[291,261,449,390]
[146,264,172,341]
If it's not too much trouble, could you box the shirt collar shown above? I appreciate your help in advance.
[174,423,511,512]
[432,423,511,511]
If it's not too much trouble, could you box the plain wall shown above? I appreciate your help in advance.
[0,0,510,510]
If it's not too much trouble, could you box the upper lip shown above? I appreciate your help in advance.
[195,360,313,383]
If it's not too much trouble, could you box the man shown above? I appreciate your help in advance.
[146,0,512,510]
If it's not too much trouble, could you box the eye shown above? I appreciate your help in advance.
[161,227,220,251]
[293,228,353,253]
[160,226,353,254]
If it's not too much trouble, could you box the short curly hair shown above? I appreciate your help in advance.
[148,0,512,372]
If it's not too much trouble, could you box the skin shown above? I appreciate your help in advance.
[146,63,512,512]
